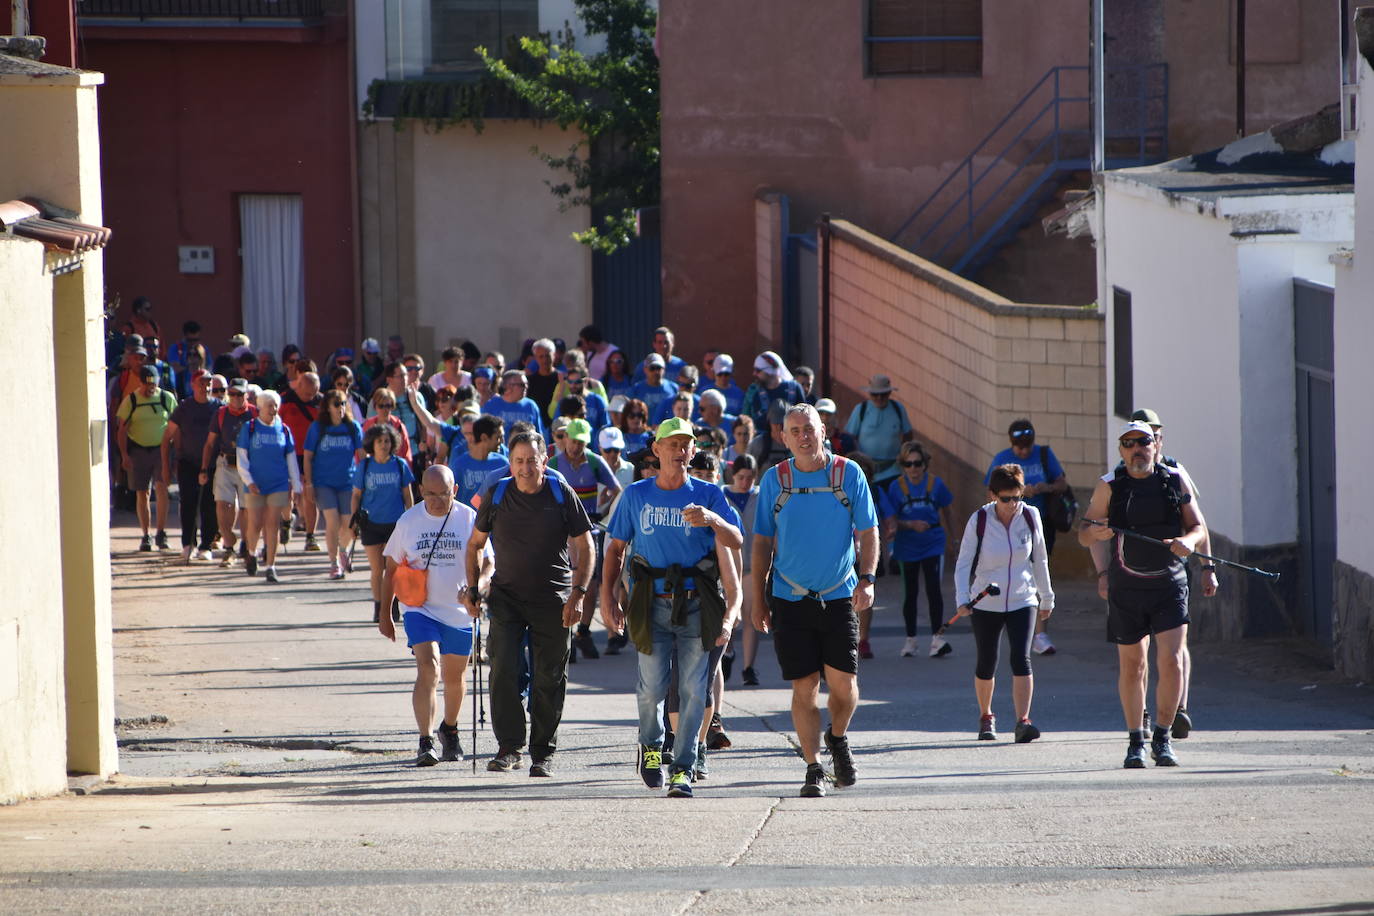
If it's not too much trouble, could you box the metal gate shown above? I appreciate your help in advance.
[784,231,819,370]
[1294,279,1336,646]
[592,233,661,367]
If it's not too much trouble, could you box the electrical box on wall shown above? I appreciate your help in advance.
[178,245,215,274]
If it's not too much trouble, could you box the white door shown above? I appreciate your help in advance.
[239,194,304,357]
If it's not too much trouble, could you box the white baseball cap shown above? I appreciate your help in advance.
[598,426,626,451]
[712,354,734,375]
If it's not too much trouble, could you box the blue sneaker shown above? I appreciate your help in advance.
[666,770,693,798]
[639,744,664,789]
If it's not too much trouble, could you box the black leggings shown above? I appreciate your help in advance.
[971,606,1035,680]
[900,556,944,637]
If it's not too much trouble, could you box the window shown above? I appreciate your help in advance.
[866,0,982,77]
[1112,287,1133,418]
[429,0,539,76]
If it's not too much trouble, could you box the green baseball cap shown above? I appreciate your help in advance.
[1130,408,1162,428]
[654,416,696,441]
[565,418,592,444]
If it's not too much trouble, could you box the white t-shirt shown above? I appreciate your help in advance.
[384,501,491,628]
[428,370,471,393]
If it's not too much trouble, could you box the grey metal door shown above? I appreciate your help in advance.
[785,233,819,371]
[1293,279,1336,646]
[593,233,661,367]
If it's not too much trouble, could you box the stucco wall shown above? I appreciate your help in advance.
[0,238,68,805]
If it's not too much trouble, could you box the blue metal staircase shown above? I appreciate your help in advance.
[891,64,1169,277]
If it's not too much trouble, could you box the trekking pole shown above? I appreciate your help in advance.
[471,616,480,775]
[934,583,1001,637]
[1082,519,1281,580]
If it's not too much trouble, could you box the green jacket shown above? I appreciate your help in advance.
[626,553,727,654]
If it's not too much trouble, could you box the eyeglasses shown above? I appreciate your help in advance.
[1011,429,1035,439]
[211,386,226,394]
[901,460,925,468]
[996,495,1021,503]
[554,433,567,440]
[405,365,422,373]
[336,360,352,367]
[1120,436,1154,448]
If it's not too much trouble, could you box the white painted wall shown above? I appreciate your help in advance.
[411,120,591,356]
[1335,54,1374,574]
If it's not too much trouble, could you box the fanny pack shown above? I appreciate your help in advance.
[393,510,450,607]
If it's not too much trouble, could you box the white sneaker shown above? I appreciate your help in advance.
[929,634,952,657]
[1032,632,1057,656]
[219,552,236,569]
[180,545,194,564]
[900,636,919,657]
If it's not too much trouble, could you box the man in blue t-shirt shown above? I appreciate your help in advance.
[628,353,678,422]
[844,374,913,482]
[602,417,742,798]
[482,371,546,441]
[451,415,509,508]
[752,403,878,799]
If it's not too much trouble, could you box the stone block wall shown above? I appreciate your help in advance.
[1333,561,1374,683]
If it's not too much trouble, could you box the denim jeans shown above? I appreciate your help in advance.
[636,597,711,775]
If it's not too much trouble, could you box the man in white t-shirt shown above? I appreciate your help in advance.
[381,464,493,767]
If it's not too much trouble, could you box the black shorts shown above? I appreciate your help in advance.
[1107,585,1190,645]
[768,594,859,680]
[360,519,396,547]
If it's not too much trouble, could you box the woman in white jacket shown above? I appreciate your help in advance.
[953,464,1054,743]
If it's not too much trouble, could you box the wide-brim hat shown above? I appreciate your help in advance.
[861,374,894,394]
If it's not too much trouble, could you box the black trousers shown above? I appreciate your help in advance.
[177,459,218,549]
[900,556,945,637]
[486,588,571,760]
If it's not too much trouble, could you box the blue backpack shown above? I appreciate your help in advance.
[490,475,565,507]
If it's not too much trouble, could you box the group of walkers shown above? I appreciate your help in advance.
[107,299,1215,795]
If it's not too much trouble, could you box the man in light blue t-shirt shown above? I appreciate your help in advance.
[843,373,912,482]
[482,370,545,441]
[752,403,879,799]
[452,415,509,508]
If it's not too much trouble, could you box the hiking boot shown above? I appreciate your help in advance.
[529,758,554,778]
[1142,708,1152,734]
[978,714,997,741]
[155,530,170,550]
[800,762,827,798]
[741,666,759,686]
[857,639,874,660]
[605,632,628,655]
[721,651,734,681]
[437,722,463,762]
[693,741,709,781]
[662,730,674,769]
[1032,632,1056,655]
[900,636,919,657]
[1014,719,1041,744]
[415,736,439,767]
[1172,707,1193,739]
[929,635,952,658]
[304,534,321,552]
[706,713,732,750]
[638,744,664,789]
[1151,728,1179,767]
[139,534,153,552]
[666,770,693,798]
[573,627,599,660]
[279,520,291,546]
[824,727,856,787]
[1124,732,1148,769]
[265,566,279,584]
[244,553,258,576]
[487,749,522,772]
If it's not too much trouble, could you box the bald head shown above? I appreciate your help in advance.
[423,464,454,491]
[420,464,456,515]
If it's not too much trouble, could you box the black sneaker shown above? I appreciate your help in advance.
[693,741,709,781]
[800,762,827,798]
[391,601,401,624]
[1172,707,1193,739]
[824,727,856,787]
[279,520,291,546]
[666,769,693,798]
[573,627,600,660]
[487,749,522,772]
[138,534,153,552]
[978,714,997,741]
[154,530,170,550]
[706,713,732,750]
[1014,720,1041,744]
[415,736,439,767]
[529,758,553,778]
[605,632,628,655]
[741,666,759,686]
[437,722,463,762]
[663,730,674,769]
[304,533,321,552]
[638,744,664,789]
[244,553,258,576]
[1151,729,1179,767]
[1124,740,1148,769]
[265,566,279,584]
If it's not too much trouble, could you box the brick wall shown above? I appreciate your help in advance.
[824,220,1106,576]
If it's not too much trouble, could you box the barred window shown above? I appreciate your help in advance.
[866,0,982,77]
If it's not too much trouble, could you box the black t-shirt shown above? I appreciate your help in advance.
[170,397,224,464]
[526,370,560,416]
[475,476,592,604]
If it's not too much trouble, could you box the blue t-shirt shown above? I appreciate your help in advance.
[652,391,699,426]
[878,473,953,562]
[628,379,679,420]
[985,445,1064,514]
[704,381,745,416]
[304,420,363,490]
[440,423,469,469]
[454,451,510,507]
[608,475,737,592]
[622,430,653,453]
[631,354,687,384]
[237,418,296,495]
[603,375,634,401]
[754,457,878,600]
[552,391,611,445]
[844,399,913,470]
[352,455,415,524]
[482,396,546,441]
[742,379,805,429]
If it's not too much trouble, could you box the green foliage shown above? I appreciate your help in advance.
[480,0,660,254]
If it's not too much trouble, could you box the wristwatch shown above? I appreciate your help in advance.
[572,584,589,595]
[1200,564,1217,572]
[466,586,481,603]
[859,573,877,585]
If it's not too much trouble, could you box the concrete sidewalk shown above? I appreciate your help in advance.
[2,512,1372,914]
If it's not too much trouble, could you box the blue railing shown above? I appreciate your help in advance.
[891,64,1168,275]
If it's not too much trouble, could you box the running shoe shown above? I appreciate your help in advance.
[154,530,170,550]
[800,762,827,798]
[139,534,153,552]
[340,550,353,574]
[1123,741,1148,769]
[573,627,600,660]
[1032,632,1056,655]
[1151,730,1179,767]
[900,636,919,657]
[1142,708,1152,733]
[666,770,693,798]
[415,735,439,767]
[437,722,463,762]
[858,639,874,660]
[693,741,709,781]
[929,635,952,658]
[605,632,628,656]
[244,553,258,576]
[978,714,997,741]
[1172,707,1193,740]
[487,749,522,772]
[529,758,554,778]
[329,563,345,581]
[194,548,214,561]
[219,551,236,569]
[1014,719,1041,744]
[638,744,664,789]
[279,520,291,546]
[304,534,321,552]
[663,730,674,769]
[706,713,732,750]
[824,727,856,787]
[181,545,194,564]
[265,566,279,584]
[741,666,759,686]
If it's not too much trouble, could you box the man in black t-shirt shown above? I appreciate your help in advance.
[465,430,594,778]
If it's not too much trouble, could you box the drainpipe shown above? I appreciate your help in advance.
[11,0,27,35]
[1091,0,1109,333]
[1236,0,1247,137]
[819,212,832,396]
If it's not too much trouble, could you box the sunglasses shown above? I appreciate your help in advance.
[1120,436,1154,448]
[405,365,422,373]
[901,460,925,468]
[996,495,1021,503]
[211,386,226,394]
[229,390,246,397]
[1011,429,1035,439]
[336,360,352,367]
[625,413,645,420]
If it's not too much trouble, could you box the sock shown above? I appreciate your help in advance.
[1129,729,1147,745]
[1153,724,1171,741]
[577,624,591,636]
[1019,717,1031,724]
